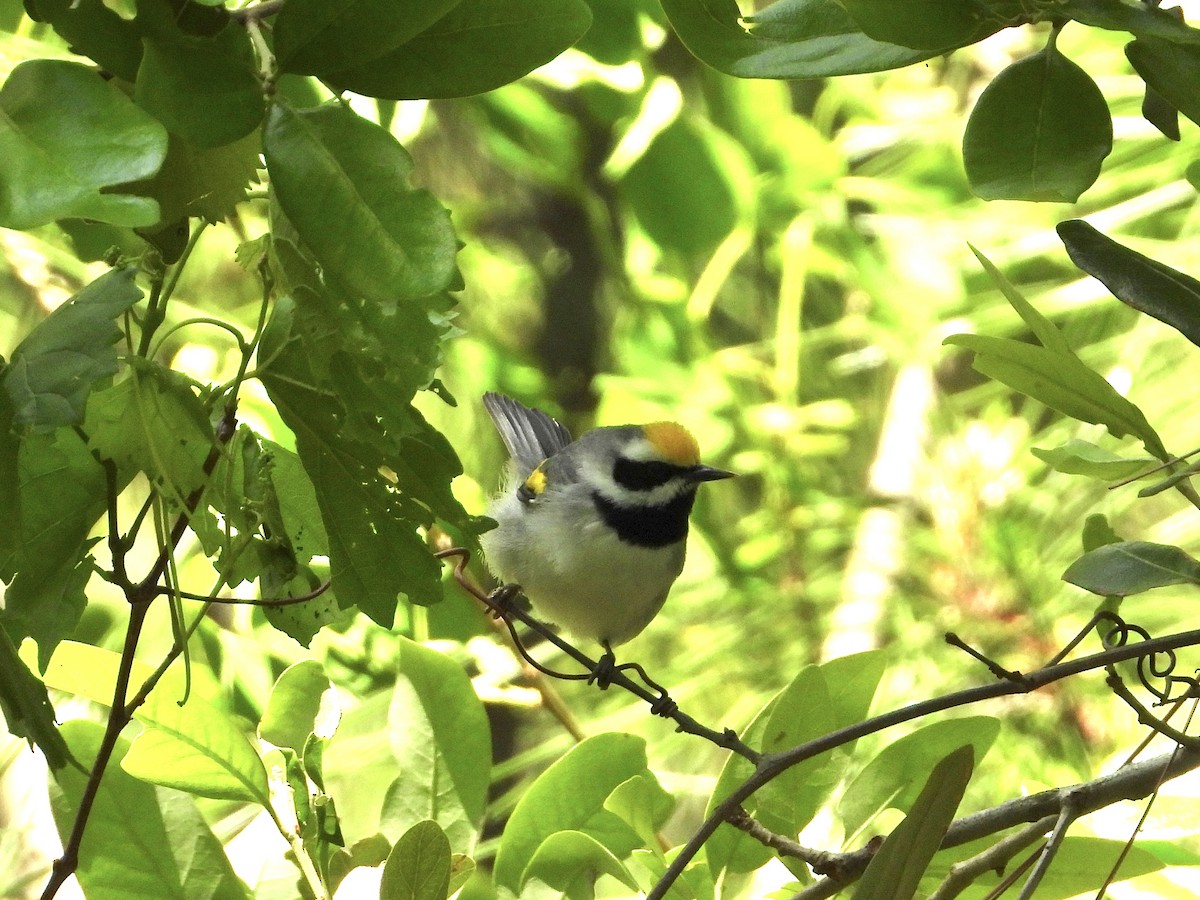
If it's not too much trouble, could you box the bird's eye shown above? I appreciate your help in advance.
[613,458,680,491]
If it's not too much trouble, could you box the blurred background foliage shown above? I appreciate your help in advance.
[5,0,1200,895]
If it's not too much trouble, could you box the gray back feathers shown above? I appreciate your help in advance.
[483,392,574,473]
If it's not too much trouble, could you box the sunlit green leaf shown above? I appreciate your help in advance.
[1063,540,1200,597]
[839,717,998,836]
[53,720,250,900]
[525,831,640,895]
[493,733,646,892]
[1032,439,1155,481]
[964,44,1112,202]
[380,820,451,900]
[259,659,338,753]
[853,745,973,900]
[0,61,167,229]
[379,639,491,852]
[28,0,143,80]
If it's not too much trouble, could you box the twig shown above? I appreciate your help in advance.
[1015,792,1080,900]
[1106,670,1200,750]
[434,547,761,763]
[726,807,846,876]
[927,815,1057,900]
[647,624,1200,900]
[40,404,238,900]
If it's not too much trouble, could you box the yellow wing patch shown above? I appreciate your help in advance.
[643,422,701,466]
[519,461,549,502]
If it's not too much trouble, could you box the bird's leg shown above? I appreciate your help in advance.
[587,641,618,690]
[485,582,527,621]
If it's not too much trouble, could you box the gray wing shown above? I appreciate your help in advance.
[483,392,573,472]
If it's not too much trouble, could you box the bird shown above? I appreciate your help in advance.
[479,392,734,660]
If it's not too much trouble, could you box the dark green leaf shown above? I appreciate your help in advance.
[839,717,998,836]
[4,267,141,432]
[263,103,456,303]
[322,0,592,99]
[379,639,491,852]
[943,333,1166,458]
[839,0,1002,50]
[1082,514,1123,553]
[1141,81,1181,141]
[1057,219,1200,349]
[493,733,646,892]
[1063,540,1200,596]
[963,44,1112,202]
[969,244,1073,356]
[1032,439,1155,481]
[0,60,167,228]
[52,720,251,899]
[660,0,938,78]
[0,626,70,770]
[853,745,973,900]
[274,0,462,76]
[1127,37,1200,131]
[29,0,143,80]
[86,364,215,496]
[380,821,452,900]
[1059,0,1200,43]
[575,0,642,64]
[130,130,262,224]
[135,18,265,149]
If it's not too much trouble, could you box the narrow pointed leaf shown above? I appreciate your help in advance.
[1058,219,1200,348]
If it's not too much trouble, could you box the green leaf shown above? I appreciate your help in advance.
[52,720,251,900]
[963,43,1112,202]
[493,733,647,892]
[1032,439,1155,481]
[1059,0,1200,43]
[969,243,1073,357]
[29,0,143,81]
[659,0,938,78]
[40,642,271,806]
[1082,513,1123,553]
[603,774,675,856]
[0,60,167,229]
[706,652,886,877]
[379,639,491,851]
[943,333,1166,459]
[321,0,593,99]
[274,0,463,76]
[839,0,1002,51]
[1063,540,1200,597]
[263,102,457,303]
[134,12,264,149]
[85,364,215,497]
[839,716,999,836]
[4,267,141,432]
[1057,219,1200,349]
[1126,38,1200,131]
[622,118,749,257]
[524,831,640,896]
[259,659,338,753]
[0,626,71,770]
[131,130,263,225]
[0,428,106,668]
[852,745,973,900]
[380,820,452,900]
[920,835,1162,897]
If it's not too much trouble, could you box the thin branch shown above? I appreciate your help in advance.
[435,547,761,762]
[1107,670,1200,750]
[41,404,239,900]
[648,624,1200,900]
[148,579,331,607]
[230,0,285,21]
[927,815,1057,900]
[1016,792,1080,900]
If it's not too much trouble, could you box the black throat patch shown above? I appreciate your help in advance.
[592,489,696,548]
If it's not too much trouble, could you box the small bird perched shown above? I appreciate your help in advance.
[480,392,734,655]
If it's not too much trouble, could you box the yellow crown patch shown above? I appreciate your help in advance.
[643,422,701,466]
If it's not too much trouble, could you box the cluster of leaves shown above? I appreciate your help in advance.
[663,0,1200,201]
[3,0,1200,898]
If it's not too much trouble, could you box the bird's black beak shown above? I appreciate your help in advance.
[688,465,736,483]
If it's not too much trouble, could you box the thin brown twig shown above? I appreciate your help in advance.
[40,404,238,900]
